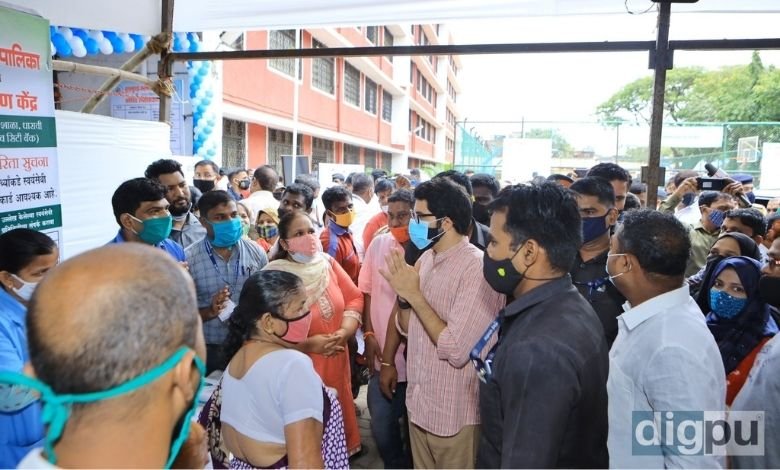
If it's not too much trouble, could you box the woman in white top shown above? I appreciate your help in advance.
[216,270,348,469]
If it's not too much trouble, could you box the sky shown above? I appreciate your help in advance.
[449,8,780,147]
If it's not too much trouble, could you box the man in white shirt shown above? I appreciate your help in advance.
[606,209,726,469]
[350,173,379,260]
[242,165,280,222]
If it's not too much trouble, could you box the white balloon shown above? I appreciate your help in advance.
[123,36,135,53]
[196,89,207,99]
[50,41,56,56]
[67,35,84,49]
[58,27,73,40]
[99,38,113,55]
[197,147,207,157]
[72,44,87,58]
[180,38,191,51]
[88,30,104,41]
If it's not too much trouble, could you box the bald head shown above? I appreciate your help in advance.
[28,244,201,396]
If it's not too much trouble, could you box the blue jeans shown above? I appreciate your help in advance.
[367,375,412,468]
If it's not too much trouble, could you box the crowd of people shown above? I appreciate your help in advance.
[0,158,779,469]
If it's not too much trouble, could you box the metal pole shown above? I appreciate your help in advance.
[615,123,620,164]
[157,0,174,124]
[291,29,300,184]
[645,2,671,210]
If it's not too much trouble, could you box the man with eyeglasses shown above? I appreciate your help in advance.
[475,183,608,468]
[380,178,504,469]
[145,159,207,249]
[357,188,414,468]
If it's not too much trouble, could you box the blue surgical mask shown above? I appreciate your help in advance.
[407,218,444,250]
[582,214,610,244]
[709,288,748,319]
[0,347,204,468]
[0,383,38,412]
[129,214,173,245]
[708,209,725,230]
[207,217,243,248]
[746,191,756,204]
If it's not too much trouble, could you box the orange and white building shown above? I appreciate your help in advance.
[221,24,463,175]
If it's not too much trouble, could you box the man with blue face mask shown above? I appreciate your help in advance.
[108,178,185,263]
[685,191,737,277]
[3,243,207,468]
[186,190,268,373]
[569,177,625,347]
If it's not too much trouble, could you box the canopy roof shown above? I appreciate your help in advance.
[19,0,780,36]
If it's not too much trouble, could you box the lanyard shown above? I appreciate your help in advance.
[574,276,609,298]
[470,314,503,362]
[205,240,242,288]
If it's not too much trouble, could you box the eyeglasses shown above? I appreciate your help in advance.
[413,212,436,223]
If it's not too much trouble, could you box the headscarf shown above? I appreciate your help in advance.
[703,256,778,374]
[263,253,330,310]
[694,232,761,310]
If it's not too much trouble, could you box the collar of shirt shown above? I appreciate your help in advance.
[469,219,488,250]
[0,287,26,328]
[430,236,469,264]
[619,284,690,331]
[502,275,573,320]
[693,220,718,236]
[577,248,609,266]
[328,219,351,236]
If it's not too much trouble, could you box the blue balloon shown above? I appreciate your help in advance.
[103,31,117,40]
[110,35,124,54]
[207,118,216,127]
[201,97,211,107]
[197,104,207,115]
[207,148,216,157]
[205,89,213,98]
[198,67,208,77]
[203,126,213,136]
[84,37,99,55]
[73,29,88,40]
[50,26,57,37]
[131,34,145,51]
[189,88,198,99]
[192,74,203,85]
[52,33,71,57]
[173,36,182,52]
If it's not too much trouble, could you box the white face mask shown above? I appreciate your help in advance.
[10,274,38,302]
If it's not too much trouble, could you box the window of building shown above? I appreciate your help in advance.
[344,63,361,106]
[446,137,454,152]
[268,128,303,173]
[383,27,394,62]
[382,90,392,122]
[222,118,246,169]
[344,144,360,164]
[269,30,301,78]
[381,152,392,171]
[312,137,334,171]
[366,26,378,44]
[364,78,377,114]
[312,39,334,94]
[364,149,377,170]
[447,80,457,103]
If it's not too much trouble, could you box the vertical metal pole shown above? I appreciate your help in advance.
[646,2,671,210]
[291,29,301,183]
[615,123,620,164]
[158,0,174,123]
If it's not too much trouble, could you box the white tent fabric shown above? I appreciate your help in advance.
[18,0,780,36]
[55,110,173,259]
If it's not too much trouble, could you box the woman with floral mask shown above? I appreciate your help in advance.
[255,206,280,254]
[0,229,58,467]
[703,256,778,405]
[203,270,348,469]
[263,211,364,457]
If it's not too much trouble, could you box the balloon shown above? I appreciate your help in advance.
[198,67,208,77]
[205,89,214,99]
[207,148,216,157]
[197,147,208,157]
[58,27,73,40]
[197,104,207,115]
[203,126,213,136]
[131,34,145,51]
[122,35,135,54]
[201,97,211,107]
[103,31,117,40]
[207,118,216,127]
[73,29,88,41]
[195,89,206,99]
[180,38,190,51]
[84,38,99,55]
[99,38,113,55]
[110,35,124,54]
[50,26,57,37]
[50,41,56,56]
[192,74,203,85]
[72,43,87,58]
[173,36,182,52]
[88,30,104,42]
[67,35,84,52]
[189,38,199,53]
[52,34,71,57]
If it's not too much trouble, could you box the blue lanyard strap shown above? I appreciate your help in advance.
[574,276,609,298]
[470,315,502,361]
[205,240,241,287]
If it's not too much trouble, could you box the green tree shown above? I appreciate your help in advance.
[523,128,574,158]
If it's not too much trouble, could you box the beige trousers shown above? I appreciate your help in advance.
[409,422,480,469]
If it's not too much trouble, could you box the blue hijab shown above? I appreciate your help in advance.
[704,256,778,374]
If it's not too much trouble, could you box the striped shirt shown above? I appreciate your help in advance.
[406,237,505,437]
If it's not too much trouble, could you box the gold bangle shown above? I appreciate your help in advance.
[363,331,375,339]
[380,362,395,368]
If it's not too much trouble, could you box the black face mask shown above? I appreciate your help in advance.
[473,203,490,226]
[483,247,524,296]
[403,240,430,266]
[759,275,780,308]
[238,179,250,190]
[193,179,215,193]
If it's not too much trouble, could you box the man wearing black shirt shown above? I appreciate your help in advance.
[475,183,609,468]
[569,177,626,346]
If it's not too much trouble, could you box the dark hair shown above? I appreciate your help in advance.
[224,270,305,360]
[410,168,420,176]
[470,173,500,196]
[345,173,356,186]
[351,173,373,195]
[673,170,699,188]
[629,182,647,195]
[198,190,233,218]
[414,178,472,235]
[0,229,56,277]
[145,159,184,180]
[489,183,581,272]
[387,188,414,206]
[28,245,199,396]
[570,177,616,208]
[767,212,780,229]
[725,208,767,238]
[273,211,312,261]
[624,193,642,211]
[228,168,248,180]
[331,173,345,183]
[253,165,279,192]
[375,178,395,194]
[282,183,315,210]
[587,163,631,184]
[321,185,352,211]
[371,169,388,182]
[547,174,574,184]
[616,209,690,278]
[194,159,220,174]
[111,178,167,225]
[699,191,733,208]
[294,175,320,192]
[436,170,473,196]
